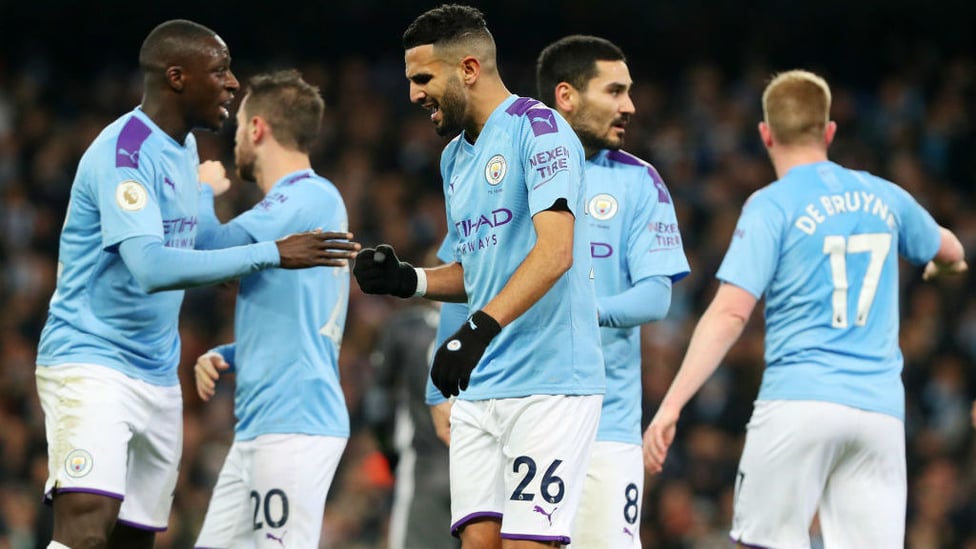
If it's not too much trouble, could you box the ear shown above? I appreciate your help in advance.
[758,121,774,148]
[824,120,837,147]
[459,55,481,86]
[554,82,577,114]
[248,115,268,144]
[165,66,185,92]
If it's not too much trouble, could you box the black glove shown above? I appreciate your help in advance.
[431,310,501,398]
[353,244,417,298]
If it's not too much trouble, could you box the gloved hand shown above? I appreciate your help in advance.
[431,310,501,398]
[353,244,418,298]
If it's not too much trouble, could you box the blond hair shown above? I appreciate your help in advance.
[762,70,831,145]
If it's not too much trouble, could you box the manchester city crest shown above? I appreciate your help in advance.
[485,154,507,186]
[588,193,618,221]
[65,449,94,478]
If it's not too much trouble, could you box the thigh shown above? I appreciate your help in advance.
[449,399,506,535]
[119,379,182,530]
[195,442,254,549]
[499,394,602,545]
[819,409,906,549]
[37,364,133,506]
[248,434,346,548]
[570,441,643,549]
[730,400,842,549]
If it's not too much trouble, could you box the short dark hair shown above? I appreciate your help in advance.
[402,4,490,50]
[244,70,324,152]
[536,35,626,107]
[139,19,217,73]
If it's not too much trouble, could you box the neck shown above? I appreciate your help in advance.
[463,78,511,142]
[768,146,828,179]
[255,146,313,194]
[140,97,191,145]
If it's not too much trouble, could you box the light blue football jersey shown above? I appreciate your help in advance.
[214,170,350,440]
[587,150,690,444]
[717,161,941,420]
[37,108,201,385]
[439,95,605,400]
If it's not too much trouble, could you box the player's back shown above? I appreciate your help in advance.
[228,171,350,440]
[37,108,200,385]
[718,160,941,419]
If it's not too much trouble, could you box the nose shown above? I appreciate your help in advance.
[621,93,636,115]
[227,69,240,92]
[409,83,426,104]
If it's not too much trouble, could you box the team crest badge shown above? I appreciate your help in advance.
[116,180,148,212]
[65,449,93,478]
[485,154,507,186]
[588,193,618,221]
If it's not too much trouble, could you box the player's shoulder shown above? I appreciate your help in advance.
[79,110,164,180]
[499,96,567,138]
[600,149,665,180]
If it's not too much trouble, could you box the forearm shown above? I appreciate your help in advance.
[483,245,570,328]
[599,276,673,328]
[119,235,278,293]
[196,186,254,250]
[658,291,750,416]
[421,262,467,302]
[933,226,965,264]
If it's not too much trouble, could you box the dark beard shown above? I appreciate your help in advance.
[435,78,466,137]
[576,126,621,152]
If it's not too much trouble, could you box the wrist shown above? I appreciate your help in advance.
[469,310,501,341]
[414,267,427,297]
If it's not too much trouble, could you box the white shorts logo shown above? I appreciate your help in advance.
[588,193,618,221]
[485,154,507,185]
[64,449,93,478]
[116,180,148,211]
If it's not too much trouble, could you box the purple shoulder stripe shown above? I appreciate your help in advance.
[506,97,559,136]
[505,97,541,116]
[606,150,671,204]
[116,116,152,168]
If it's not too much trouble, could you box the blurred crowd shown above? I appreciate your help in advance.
[0,31,974,549]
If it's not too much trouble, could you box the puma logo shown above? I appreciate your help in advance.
[266,530,287,546]
[530,115,554,128]
[117,147,139,164]
[624,526,635,539]
[532,505,557,526]
[468,317,477,330]
[164,177,175,191]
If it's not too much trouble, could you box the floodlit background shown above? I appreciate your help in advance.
[0,1,974,547]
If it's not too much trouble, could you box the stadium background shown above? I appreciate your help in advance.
[0,1,974,547]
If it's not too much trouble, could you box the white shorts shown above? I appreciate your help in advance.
[730,400,906,549]
[194,433,347,549]
[449,394,602,544]
[36,363,183,530]
[569,440,643,549]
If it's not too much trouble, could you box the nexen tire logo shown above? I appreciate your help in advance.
[455,208,513,237]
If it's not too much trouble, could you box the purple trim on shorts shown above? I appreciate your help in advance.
[116,518,167,532]
[44,487,125,504]
[451,511,503,537]
[501,532,571,544]
[730,535,772,549]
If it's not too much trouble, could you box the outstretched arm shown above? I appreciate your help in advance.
[643,282,757,473]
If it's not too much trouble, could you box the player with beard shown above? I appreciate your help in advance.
[536,35,690,548]
[190,69,355,548]
[34,22,355,549]
[353,5,605,547]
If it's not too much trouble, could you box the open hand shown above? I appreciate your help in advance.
[276,231,360,268]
